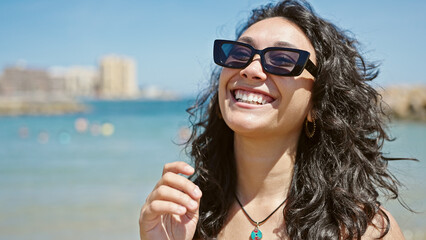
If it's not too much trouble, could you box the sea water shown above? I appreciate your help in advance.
[0,100,424,240]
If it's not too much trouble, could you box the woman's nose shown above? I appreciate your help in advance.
[239,55,267,81]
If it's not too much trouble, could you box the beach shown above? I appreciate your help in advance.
[0,100,425,240]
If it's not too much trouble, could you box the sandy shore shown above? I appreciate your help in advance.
[0,97,88,116]
[379,85,426,122]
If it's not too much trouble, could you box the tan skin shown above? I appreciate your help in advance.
[139,17,404,240]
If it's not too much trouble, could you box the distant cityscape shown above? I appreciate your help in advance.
[0,55,424,120]
[0,55,178,101]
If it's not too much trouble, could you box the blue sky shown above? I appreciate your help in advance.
[0,0,425,96]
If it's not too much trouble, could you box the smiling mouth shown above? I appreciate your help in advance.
[232,89,275,105]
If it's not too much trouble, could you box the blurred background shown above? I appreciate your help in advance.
[0,0,425,239]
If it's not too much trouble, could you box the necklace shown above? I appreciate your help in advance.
[235,195,287,240]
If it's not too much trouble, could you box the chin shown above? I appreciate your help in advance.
[222,112,272,136]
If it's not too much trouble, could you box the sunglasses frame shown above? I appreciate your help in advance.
[214,39,318,78]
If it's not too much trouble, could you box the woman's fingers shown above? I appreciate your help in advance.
[150,199,187,216]
[143,162,202,219]
[152,185,199,212]
[140,161,202,240]
[142,199,187,222]
[162,161,194,176]
[158,172,202,200]
[154,161,201,201]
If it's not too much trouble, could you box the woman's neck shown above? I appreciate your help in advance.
[234,132,299,205]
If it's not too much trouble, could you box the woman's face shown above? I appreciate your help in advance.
[218,17,317,139]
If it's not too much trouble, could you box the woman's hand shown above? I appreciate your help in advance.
[139,161,202,240]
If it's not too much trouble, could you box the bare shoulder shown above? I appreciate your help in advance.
[362,208,405,240]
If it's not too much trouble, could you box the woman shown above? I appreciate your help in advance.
[139,0,407,239]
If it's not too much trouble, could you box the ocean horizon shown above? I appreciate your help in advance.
[0,99,425,240]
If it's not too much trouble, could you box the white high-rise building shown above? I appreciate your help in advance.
[49,66,98,98]
[99,55,138,98]
[65,66,98,97]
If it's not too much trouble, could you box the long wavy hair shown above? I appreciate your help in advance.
[185,0,407,239]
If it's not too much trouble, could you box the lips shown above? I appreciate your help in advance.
[232,89,275,105]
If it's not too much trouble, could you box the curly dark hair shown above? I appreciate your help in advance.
[185,0,408,239]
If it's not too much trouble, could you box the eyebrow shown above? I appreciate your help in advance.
[238,36,297,49]
[274,41,297,49]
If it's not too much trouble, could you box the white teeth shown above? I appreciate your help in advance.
[253,95,258,102]
[248,95,253,102]
[234,90,269,105]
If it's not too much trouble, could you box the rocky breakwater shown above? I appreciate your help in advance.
[0,96,89,116]
[379,85,426,122]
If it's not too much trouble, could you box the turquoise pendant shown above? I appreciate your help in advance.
[250,226,263,240]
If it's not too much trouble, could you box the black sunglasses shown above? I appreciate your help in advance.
[213,39,318,78]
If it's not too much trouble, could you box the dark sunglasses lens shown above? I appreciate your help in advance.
[217,43,252,68]
[264,50,300,75]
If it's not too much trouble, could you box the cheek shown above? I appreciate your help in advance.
[276,78,314,120]
[218,73,227,112]
[218,69,236,112]
[280,76,314,98]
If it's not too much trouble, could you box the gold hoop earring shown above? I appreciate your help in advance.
[305,118,316,138]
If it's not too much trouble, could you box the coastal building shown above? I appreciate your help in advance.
[139,85,180,100]
[0,72,3,94]
[64,66,99,98]
[0,65,65,98]
[99,55,138,99]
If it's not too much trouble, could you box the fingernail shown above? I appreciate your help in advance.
[184,165,193,172]
[193,186,201,197]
